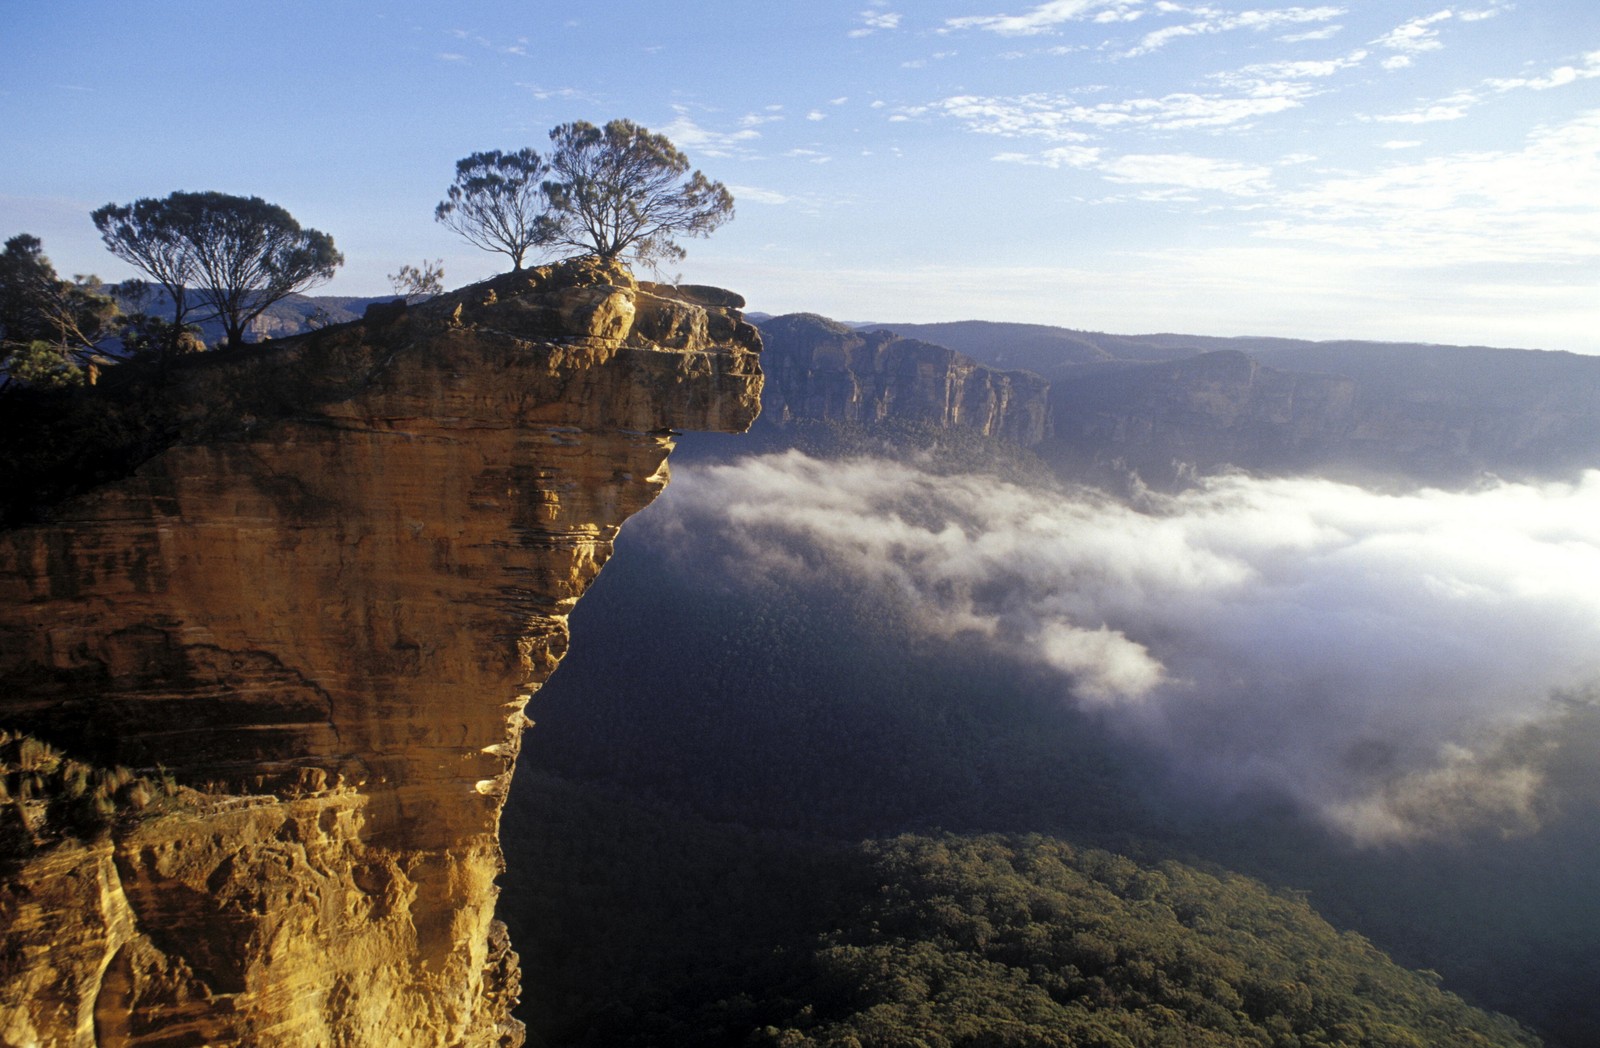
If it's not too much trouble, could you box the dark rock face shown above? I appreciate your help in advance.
[0,258,762,1046]
[757,314,1051,446]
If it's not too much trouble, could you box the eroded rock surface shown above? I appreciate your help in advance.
[0,257,761,1046]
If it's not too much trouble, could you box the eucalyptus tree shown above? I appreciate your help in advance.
[434,149,552,271]
[437,120,734,272]
[543,119,734,266]
[0,234,118,388]
[93,191,342,350]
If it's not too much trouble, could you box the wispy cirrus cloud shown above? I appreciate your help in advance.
[1369,50,1600,124]
[928,80,1311,138]
[1262,110,1600,265]
[944,0,1145,36]
[726,184,795,205]
[1124,5,1345,57]
[1373,9,1453,69]
[998,147,1273,196]
[1370,91,1480,124]
[1487,49,1600,92]
[850,9,903,36]
[1214,50,1369,84]
[1279,25,1342,42]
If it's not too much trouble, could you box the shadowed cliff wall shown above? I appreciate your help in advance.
[0,257,761,1047]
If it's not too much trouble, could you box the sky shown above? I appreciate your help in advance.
[4,0,1598,351]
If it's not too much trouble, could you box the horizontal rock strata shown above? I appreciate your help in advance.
[0,257,761,1046]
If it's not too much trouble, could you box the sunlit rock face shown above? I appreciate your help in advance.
[757,313,1051,446]
[0,257,761,1047]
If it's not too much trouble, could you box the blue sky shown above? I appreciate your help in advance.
[4,1,1597,350]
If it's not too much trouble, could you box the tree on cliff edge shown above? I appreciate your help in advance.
[0,234,118,388]
[434,149,552,271]
[92,191,343,351]
[543,119,734,266]
[436,119,733,272]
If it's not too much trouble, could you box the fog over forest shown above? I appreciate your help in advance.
[643,451,1600,846]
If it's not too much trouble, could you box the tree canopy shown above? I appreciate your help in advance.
[92,191,342,351]
[435,149,552,271]
[436,119,734,272]
[543,119,734,266]
[91,198,200,340]
[0,234,118,389]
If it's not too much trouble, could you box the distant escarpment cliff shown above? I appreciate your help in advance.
[0,258,761,1046]
[756,313,1050,447]
[853,319,1600,486]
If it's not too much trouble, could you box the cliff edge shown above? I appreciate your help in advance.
[0,257,762,1046]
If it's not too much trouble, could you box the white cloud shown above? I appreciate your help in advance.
[651,454,1600,842]
[1380,139,1423,149]
[514,82,593,103]
[1102,153,1274,195]
[994,145,1104,167]
[1280,25,1342,42]
[1486,50,1600,92]
[932,81,1310,138]
[1373,9,1453,55]
[726,184,794,205]
[1219,50,1368,82]
[1000,145,1272,196]
[659,109,763,158]
[945,0,1144,36]
[1371,93,1477,122]
[850,9,903,36]
[1126,5,1345,57]
[1263,110,1600,266]
[785,148,834,164]
[1368,52,1600,125]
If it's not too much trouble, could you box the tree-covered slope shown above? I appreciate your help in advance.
[501,777,1538,1048]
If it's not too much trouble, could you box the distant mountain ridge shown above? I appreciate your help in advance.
[754,315,1600,487]
[128,291,1600,486]
[756,313,1050,446]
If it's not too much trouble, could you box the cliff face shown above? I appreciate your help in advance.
[756,314,1050,446]
[0,258,762,1046]
[1043,350,1358,481]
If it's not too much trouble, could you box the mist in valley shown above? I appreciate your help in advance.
[509,437,1600,1045]
[650,450,1600,847]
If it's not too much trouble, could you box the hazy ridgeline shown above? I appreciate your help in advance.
[500,409,1600,1046]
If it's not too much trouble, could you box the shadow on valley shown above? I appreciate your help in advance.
[499,430,1599,1048]
[498,316,1600,1047]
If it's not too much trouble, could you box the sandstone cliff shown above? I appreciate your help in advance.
[0,257,762,1046]
[756,314,1050,446]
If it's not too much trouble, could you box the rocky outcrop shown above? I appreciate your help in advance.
[756,314,1050,446]
[0,257,761,1046]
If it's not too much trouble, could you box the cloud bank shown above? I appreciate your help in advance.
[645,452,1600,844]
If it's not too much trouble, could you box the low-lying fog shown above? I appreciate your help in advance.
[643,451,1600,846]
